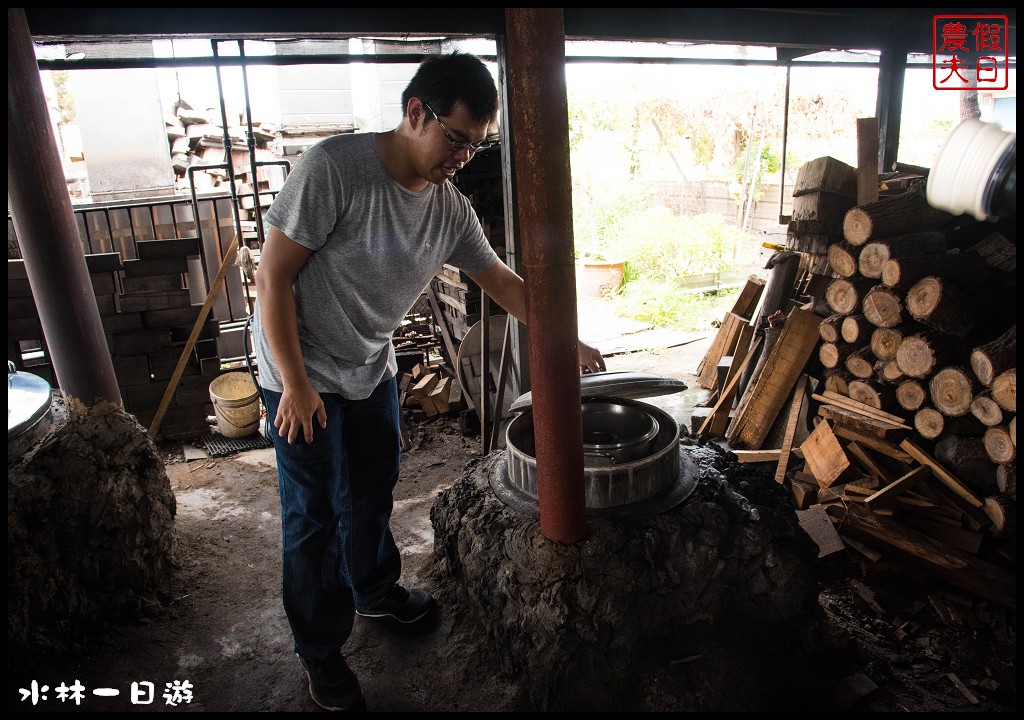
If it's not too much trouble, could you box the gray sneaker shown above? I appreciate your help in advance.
[296,652,365,712]
[356,584,435,624]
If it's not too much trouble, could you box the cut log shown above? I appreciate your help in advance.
[991,369,1016,412]
[929,365,980,417]
[935,435,1000,495]
[984,425,1016,464]
[914,407,986,441]
[970,391,1004,426]
[818,341,855,371]
[1011,416,1016,446]
[871,322,926,362]
[826,242,861,278]
[880,250,991,293]
[896,379,928,411]
[823,368,852,396]
[857,232,947,279]
[819,314,846,343]
[996,461,1015,496]
[786,227,835,256]
[968,231,1016,274]
[793,156,857,197]
[895,331,966,379]
[842,189,954,246]
[848,378,897,410]
[845,346,877,379]
[877,361,905,384]
[861,285,904,328]
[840,314,872,344]
[970,325,1016,387]
[905,277,978,337]
[825,276,876,315]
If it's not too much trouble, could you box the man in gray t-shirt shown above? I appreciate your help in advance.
[254,51,605,712]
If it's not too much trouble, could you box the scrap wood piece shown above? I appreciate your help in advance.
[899,439,984,509]
[708,322,755,436]
[833,424,913,462]
[800,419,859,488]
[727,306,822,450]
[846,441,900,485]
[732,449,782,463]
[795,504,846,558]
[697,311,748,391]
[864,465,932,509]
[697,336,761,438]
[826,502,1015,609]
[818,404,906,440]
[728,274,767,318]
[774,374,808,484]
[813,390,910,429]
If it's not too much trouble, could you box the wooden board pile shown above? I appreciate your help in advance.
[398,362,465,422]
[693,149,1016,609]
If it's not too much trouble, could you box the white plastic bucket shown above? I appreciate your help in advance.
[208,372,260,438]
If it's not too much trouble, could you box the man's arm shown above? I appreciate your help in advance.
[255,225,325,444]
[467,259,606,373]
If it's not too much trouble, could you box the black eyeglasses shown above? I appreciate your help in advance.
[421,100,496,154]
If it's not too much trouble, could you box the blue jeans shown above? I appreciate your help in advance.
[262,378,402,659]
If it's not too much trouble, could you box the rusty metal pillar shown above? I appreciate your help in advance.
[502,8,587,543]
[7,8,122,408]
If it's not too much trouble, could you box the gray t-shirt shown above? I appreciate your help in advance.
[253,132,499,399]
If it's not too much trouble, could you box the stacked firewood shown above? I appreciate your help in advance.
[693,151,1016,606]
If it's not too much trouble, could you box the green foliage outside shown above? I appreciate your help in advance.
[608,280,742,331]
[573,191,755,330]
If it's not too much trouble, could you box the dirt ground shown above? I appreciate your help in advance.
[9,334,1017,713]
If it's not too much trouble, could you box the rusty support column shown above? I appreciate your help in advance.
[8,8,121,408]
[502,8,587,543]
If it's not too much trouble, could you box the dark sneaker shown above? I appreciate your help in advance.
[356,584,435,624]
[296,652,366,712]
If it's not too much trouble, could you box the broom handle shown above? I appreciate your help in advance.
[149,240,239,439]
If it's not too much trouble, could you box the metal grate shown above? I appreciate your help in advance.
[201,430,273,457]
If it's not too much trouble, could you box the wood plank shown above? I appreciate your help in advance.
[899,439,984,509]
[800,420,858,488]
[825,502,1015,609]
[774,374,808,484]
[833,424,913,462]
[728,275,767,319]
[845,441,900,485]
[733,449,782,463]
[856,117,880,206]
[812,391,911,429]
[818,404,906,440]
[728,306,823,449]
[863,465,931,509]
[697,311,746,391]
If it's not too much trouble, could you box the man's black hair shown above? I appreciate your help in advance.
[401,50,498,124]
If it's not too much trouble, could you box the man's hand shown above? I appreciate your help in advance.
[578,340,606,375]
[275,382,327,444]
